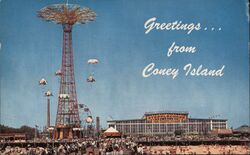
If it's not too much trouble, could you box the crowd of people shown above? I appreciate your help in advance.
[2,138,138,155]
[1,137,250,154]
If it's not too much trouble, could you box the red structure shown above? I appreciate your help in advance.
[38,4,96,139]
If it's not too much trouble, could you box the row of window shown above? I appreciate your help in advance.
[113,122,227,135]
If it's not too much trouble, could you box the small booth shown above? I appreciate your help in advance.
[102,127,122,138]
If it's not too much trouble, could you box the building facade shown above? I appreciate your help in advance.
[107,111,227,136]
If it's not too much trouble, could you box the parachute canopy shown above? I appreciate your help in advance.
[87,59,99,64]
[45,90,53,97]
[39,78,47,85]
[59,94,70,99]
[55,69,62,76]
[87,75,96,82]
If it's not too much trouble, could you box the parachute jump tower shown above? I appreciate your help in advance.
[38,4,96,139]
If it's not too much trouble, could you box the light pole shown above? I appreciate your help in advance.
[34,125,39,142]
[45,90,53,128]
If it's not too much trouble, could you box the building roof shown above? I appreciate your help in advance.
[0,133,26,138]
[107,117,227,123]
[107,111,228,123]
[104,127,119,133]
[189,118,227,121]
[144,111,189,116]
[107,118,144,122]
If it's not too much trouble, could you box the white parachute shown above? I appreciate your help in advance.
[87,58,99,83]
[87,59,99,64]
[39,78,47,86]
[45,90,53,97]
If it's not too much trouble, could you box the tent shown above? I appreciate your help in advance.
[102,127,122,138]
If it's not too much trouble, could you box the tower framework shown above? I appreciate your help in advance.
[38,4,96,139]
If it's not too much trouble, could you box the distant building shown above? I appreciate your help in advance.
[233,125,250,136]
[107,111,227,136]
[210,129,233,137]
[0,133,26,141]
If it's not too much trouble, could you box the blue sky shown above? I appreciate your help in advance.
[0,0,249,129]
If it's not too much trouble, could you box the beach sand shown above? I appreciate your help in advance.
[145,145,250,154]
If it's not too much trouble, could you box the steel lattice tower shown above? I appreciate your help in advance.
[38,4,96,139]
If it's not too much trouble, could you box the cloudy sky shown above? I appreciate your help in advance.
[0,0,249,129]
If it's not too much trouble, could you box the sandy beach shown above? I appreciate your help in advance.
[145,145,250,154]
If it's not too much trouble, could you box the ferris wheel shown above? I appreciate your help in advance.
[78,103,95,137]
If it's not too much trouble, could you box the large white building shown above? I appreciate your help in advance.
[107,111,227,136]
